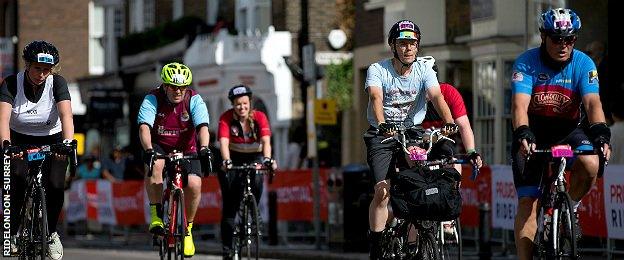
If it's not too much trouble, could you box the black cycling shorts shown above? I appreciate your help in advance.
[151,143,203,177]
[511,127,594,198]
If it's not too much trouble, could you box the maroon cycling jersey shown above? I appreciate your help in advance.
[150,88,198,153]
[218,109,271,153]
[422,83,467,129]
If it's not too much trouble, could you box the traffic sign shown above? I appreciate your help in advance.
[314,99,337,125]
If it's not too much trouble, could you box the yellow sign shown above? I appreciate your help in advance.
[314,99,337,125]
[74,133,85,156]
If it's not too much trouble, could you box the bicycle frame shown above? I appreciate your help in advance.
[151,151,197,260]
[531,145,595,259]
[228,163,272,260]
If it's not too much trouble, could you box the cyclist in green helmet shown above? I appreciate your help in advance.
[138,62,212,257]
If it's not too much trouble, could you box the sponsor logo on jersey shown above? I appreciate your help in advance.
[538,73,550,81]
[231,125,239,137]
[157,125,187,136]
[531,91,572,113]
[181,111,190,122]
[512,71,523,82]
[588,70,599,84]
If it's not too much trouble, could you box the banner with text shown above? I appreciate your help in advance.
[490,165,517,230]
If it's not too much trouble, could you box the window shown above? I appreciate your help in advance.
[206,0,219,25]
[129,0,155,33]
[503,60,514,163]
[89,1,105,75]
[475,61,496,164]
[236,0,271,35]
[173,0,183,20]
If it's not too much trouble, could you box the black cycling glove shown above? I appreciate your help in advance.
[2,140,20,155]
[143,149,156,167]
[198,146,213,173]
[588,122,611,148]
[378,122,396,135]
[262,157,275,169]
[513,125,536,145]
[443,123,459,134]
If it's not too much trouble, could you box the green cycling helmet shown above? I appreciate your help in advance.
[161,62,193,86]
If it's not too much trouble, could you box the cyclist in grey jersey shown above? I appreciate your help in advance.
[364,20,457,260]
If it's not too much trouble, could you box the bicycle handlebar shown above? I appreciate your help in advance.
[3,140,78,177]
[423,155,481,181]
[147,153,199,177]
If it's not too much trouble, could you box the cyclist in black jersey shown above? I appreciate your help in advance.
[0,40,74,260]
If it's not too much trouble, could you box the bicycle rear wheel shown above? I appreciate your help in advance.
[551,192,578,259]
[439,218,462,260]
[238,195,260,260]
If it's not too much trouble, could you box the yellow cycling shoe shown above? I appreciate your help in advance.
[149,205,164,234]
[184,222,195,257]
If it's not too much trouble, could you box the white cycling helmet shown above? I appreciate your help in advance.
[417,56,436,73]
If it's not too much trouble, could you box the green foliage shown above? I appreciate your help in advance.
[326,59,353,111]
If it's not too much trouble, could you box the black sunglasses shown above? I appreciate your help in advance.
[549,35,577,45]
[166,84,187,91]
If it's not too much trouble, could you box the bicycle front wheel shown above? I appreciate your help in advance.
[35,185,49,260]
[418,227,441,260]
[238,195,260,260]
[439,218,462,260]
[173,191,185,260]
[551,192,578,259]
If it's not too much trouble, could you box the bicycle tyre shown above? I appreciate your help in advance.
[36,185,49,260]
[439,218,462,260]
[551,192,578,260]
[380,220,412,260]
[241,195,260,260]
[17,193,33,260]
[173,190,185,260]
[418,228,441,260]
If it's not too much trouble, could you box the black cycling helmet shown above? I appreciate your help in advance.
[228,84,252,101]
[387,20,421,46]
[23,40,60,65]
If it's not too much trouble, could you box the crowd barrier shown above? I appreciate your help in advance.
[62,169,330,225]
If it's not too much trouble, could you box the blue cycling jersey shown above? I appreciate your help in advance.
[512,48,599,120]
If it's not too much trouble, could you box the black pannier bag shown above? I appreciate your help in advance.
[390,167,462,222]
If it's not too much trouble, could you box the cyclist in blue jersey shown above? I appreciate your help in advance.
[511,8,611,260]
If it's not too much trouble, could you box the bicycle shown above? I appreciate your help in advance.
[148,151,199,260]
[4,140,77,260]
[227,163,273,260]
[378,125,478,260]
[529,144,600,260]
